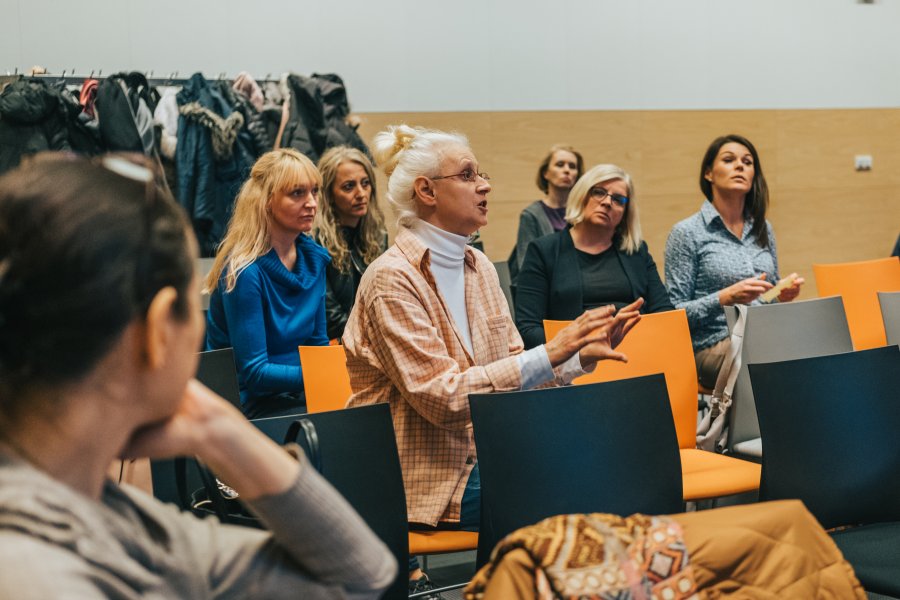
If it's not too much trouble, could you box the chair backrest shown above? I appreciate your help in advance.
[197,257,215,310]
[749,346,900,529]
[492,260,515,319]
[152,348,240,510]
[469,375,684,567]
[544,309,698,449]
[724,297,854,450]
[252,404,409,600]
[298,344,352,413]
[196,348,241,408]
[813,256,900,350]
[878,291,900,346]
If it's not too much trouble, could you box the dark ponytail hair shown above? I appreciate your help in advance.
[699,134,770,248]
[0,154,194,405]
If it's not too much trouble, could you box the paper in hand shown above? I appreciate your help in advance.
[760,273,797,302]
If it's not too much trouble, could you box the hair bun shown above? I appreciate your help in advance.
[373,124,420,177]
[392,129,416,155]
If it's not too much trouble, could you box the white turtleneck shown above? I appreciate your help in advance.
[410,219,473,352]
[409,219,586,389]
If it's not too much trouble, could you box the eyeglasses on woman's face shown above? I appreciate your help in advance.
[431,168,490,184]
[589,186,629,207]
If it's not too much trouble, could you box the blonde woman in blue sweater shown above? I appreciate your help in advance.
[206,149,330,419]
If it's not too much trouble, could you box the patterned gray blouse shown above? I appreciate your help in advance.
[665,201,778,351]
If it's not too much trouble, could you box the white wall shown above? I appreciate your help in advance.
[3,0,899,112]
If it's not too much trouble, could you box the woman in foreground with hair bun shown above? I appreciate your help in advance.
[342,124,643,593]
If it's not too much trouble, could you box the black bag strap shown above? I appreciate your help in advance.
[175,456,237,523]
[195,460,234,522]
[284,418,322,473]
[174,457,190,510]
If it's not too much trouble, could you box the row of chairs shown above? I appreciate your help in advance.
[813,256,900,349]
[154,347,476,599]
[471,345,900,596]
[166,344,900,597]
[176,256,899,597]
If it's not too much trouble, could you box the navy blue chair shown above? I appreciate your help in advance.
[252,404,409,600]
[469,375,684,567]
[151,348,243,507]
[750,346,900,598]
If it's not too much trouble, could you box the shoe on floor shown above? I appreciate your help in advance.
[408,574,443,599]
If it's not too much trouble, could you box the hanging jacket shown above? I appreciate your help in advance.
[58,85,103,157]
[312,73,372,161]
[279,74,327,162]
[176,73,254,257]
[79,79,99,119]
[278,73,371,162]
[217,81,273,158]
[95,72,158,155]
[0,79,71,174]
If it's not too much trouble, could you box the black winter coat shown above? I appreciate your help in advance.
[0,79,71,174]
[320,227,388,340]
[280,74,371,162]
[95,73,159,154]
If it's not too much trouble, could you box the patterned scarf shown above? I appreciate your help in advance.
[465,513,700,600]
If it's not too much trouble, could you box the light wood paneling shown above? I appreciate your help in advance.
[357,108,900,297]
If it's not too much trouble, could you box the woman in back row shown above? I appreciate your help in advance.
[665,134,804,389]
[314,146,388,341]
[509,144,584,283]
[515,164,673,349]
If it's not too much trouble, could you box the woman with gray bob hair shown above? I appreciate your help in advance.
[565,164,641,253]
[516,163,674,349]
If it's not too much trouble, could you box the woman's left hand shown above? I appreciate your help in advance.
[778,273,805,302]
[124,379,300,501]
[122,379,235,461]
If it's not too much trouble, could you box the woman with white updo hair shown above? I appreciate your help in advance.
[342,124,643,591]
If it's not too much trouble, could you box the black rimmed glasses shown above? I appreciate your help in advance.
[589,186,629,207]
[431,168,490,183]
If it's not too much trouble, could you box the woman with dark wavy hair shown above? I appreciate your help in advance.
[665,134,804,388]
[0,154,394,598]
[314,146,388,340]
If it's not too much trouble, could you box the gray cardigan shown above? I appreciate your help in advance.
[0,446,396,599]
[509,200,556,283]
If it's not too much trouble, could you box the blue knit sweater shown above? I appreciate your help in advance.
[206,235,331,404]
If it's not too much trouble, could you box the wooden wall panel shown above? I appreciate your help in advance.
[356,109,900,298]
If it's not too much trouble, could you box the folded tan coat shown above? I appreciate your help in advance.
[468,500,865,599]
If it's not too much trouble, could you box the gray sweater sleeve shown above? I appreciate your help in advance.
[0,449,396,600]
[515,207,546,271]
[197,453,398,599]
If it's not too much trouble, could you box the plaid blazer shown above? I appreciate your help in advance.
[344,227,524,526]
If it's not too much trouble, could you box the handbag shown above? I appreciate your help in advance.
[696,305,747,453]
[175,417,322,527]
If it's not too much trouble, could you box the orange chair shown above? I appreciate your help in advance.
[545,310,760,501]
[298,345,353,413]
[813,257,900,350]
[298,344,479,559]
